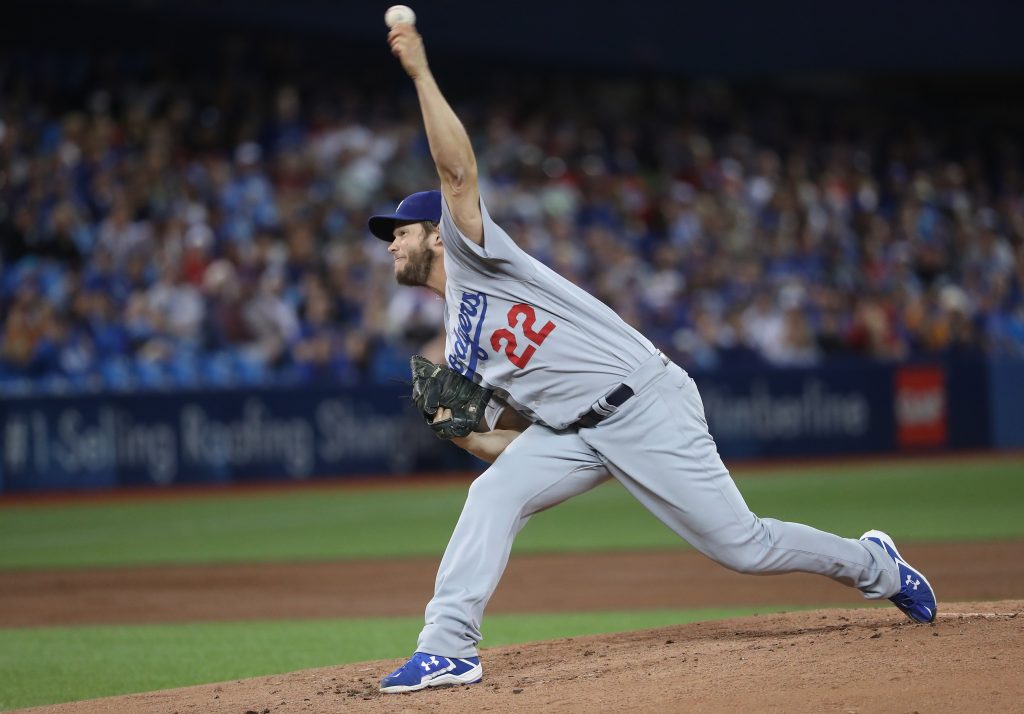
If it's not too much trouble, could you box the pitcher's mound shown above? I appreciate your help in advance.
[22,600,1024,714]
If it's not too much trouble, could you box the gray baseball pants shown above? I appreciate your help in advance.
[417,353,901,657]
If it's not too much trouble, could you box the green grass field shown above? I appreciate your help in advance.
[1,457,1021,710]
[3,460,1022,570]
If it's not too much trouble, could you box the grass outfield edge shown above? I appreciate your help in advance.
[2,450,1021,508]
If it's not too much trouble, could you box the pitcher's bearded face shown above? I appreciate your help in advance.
[390,222,438,286]
[394,236,435,286]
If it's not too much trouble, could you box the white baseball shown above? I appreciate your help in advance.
[385,5,416,28]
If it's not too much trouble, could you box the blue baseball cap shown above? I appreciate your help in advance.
[368,190,442,241]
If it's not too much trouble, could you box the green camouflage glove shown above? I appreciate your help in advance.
[410,355,493,439]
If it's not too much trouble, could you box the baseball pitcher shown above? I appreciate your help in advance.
[371,14,937,694]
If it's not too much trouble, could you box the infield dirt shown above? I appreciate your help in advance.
[4,541,1024,627]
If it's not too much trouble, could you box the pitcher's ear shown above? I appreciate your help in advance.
[426,221,442,245]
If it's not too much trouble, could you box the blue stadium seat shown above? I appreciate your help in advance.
[234,350,268,385]
[38,374,73,395]
[135,360,173,390]
[370,341,411,384]
[68,371,104,393]
[169,353,201,388]
[200,352,238,387]
[100,357,136,392]
[0,376,36,397]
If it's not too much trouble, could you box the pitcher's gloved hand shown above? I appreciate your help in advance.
[410,355,493,439]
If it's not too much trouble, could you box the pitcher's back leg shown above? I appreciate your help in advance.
[581,366,899,600]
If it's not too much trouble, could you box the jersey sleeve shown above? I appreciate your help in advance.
[481,396,506,432]
[440,194,537,281]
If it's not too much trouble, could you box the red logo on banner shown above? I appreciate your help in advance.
[895,367,947,448]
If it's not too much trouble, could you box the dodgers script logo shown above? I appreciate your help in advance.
[448,291,489,376]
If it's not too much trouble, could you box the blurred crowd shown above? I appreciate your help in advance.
[2,49,1024,395]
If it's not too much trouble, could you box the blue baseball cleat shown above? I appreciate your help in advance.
[379,652,483,693]
[860,529,937,623]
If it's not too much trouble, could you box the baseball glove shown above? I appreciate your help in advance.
[410,355,493,439]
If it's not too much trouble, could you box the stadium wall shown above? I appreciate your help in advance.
[0,357,1019,493]
[990,359,1024,449]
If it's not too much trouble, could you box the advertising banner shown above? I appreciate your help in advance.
[0,386,467,493]
[693,364,895,458]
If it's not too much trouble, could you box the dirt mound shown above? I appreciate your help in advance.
[20,600,1023,714]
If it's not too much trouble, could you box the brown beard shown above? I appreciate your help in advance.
[395,237,436,286]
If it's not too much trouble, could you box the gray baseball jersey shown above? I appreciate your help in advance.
[440,197,656,430]
[416,194,902,659]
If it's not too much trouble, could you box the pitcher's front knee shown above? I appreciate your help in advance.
[465,470,529,516]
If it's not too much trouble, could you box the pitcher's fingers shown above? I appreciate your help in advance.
[432,407,453,423]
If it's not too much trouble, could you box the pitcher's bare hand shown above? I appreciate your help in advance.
[388,24,429,80]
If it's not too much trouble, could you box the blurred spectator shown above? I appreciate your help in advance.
[96,196,153,270]
[243,269,299,366]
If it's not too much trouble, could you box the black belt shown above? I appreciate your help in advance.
[574,384,635,429]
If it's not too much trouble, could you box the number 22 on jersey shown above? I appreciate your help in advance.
[490,304,556,369]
